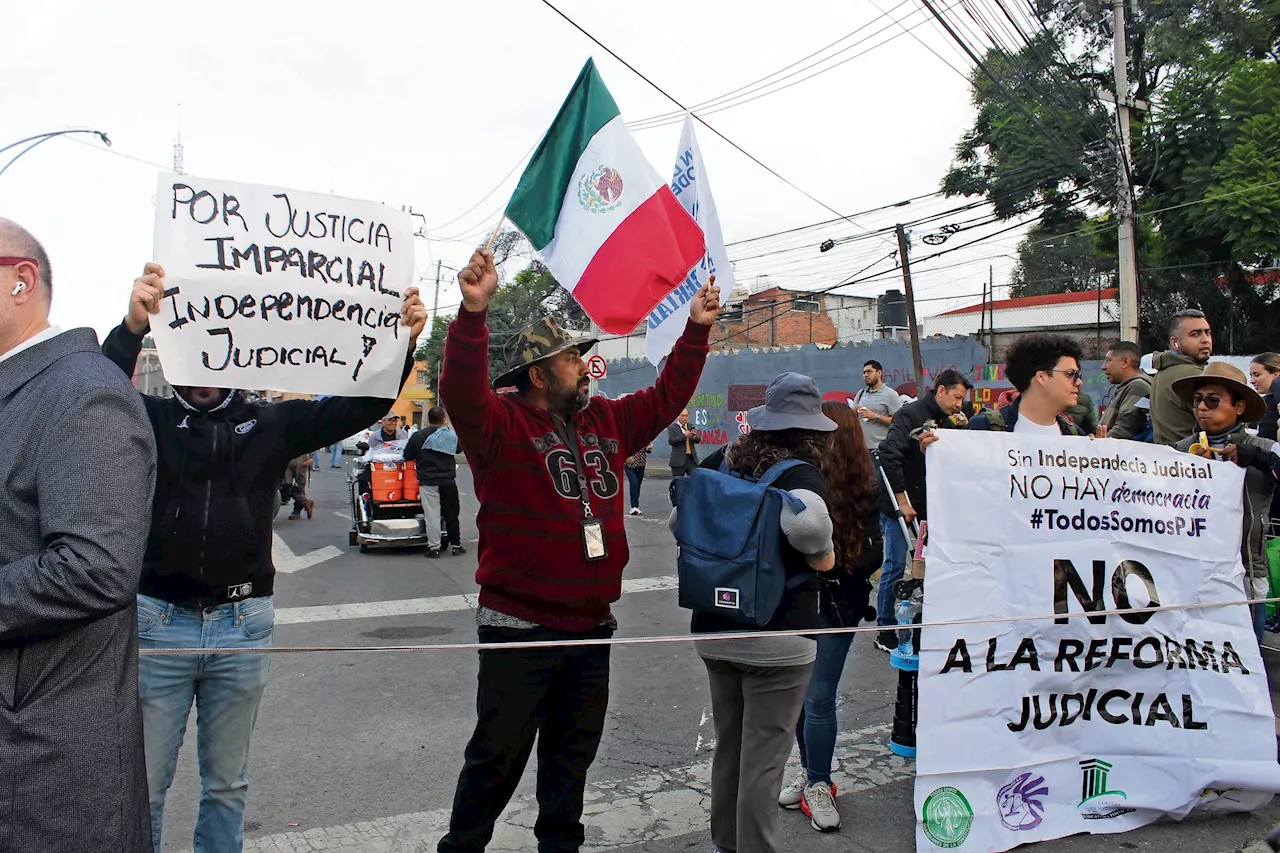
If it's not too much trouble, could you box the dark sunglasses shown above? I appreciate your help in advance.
[1045,368,1084,383]
[1192,394,1229,409]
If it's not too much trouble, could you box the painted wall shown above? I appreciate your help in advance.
[598,336,989,463]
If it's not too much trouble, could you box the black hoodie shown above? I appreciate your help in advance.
[102,323,412,606]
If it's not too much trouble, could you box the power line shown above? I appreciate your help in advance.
[425,138,541,232]
[626,0,921,128]
[627,0,963,131]
[535,0,896,247]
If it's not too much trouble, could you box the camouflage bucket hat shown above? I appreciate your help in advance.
[492,317,598,390]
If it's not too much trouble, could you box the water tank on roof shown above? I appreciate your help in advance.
[878,289,908,328]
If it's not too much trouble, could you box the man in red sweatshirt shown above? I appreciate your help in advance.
[437,248,720,853]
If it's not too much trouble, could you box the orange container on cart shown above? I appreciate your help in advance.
[370,462,402,502]
[402,464,420,501]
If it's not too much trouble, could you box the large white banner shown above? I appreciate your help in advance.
[151,173,415,397]
[644,115,734,366]
[917,431,1280,852]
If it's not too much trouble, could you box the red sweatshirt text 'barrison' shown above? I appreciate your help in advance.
[439,308,710,632]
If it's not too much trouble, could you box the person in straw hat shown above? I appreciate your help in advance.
[1172,361,1279,639]
[436,247,720,853]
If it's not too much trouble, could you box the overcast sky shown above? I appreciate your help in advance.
[4,0,1029,341]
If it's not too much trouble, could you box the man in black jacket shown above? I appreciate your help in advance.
[106,262,426,853]
[404,406,464,558]
[873,370,971,652]
[878,370,973,529]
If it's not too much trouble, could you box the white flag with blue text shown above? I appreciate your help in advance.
[644,116,735,366]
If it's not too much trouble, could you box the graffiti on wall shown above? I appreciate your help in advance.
[598,336,991,462]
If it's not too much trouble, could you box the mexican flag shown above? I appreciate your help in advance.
[505,59,706,335]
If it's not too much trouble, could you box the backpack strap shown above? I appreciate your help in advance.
[756,458,808,487]
[1057,416,1085,436]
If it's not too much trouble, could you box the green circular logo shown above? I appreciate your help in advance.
[923,786,975,848]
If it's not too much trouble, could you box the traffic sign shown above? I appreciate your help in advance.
[586,355,608,380]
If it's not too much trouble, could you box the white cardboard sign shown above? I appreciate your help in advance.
[151,173,415,397]
[916,431,1280,853]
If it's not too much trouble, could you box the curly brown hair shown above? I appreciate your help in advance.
[819,401,875,567]
[725,427,829,480]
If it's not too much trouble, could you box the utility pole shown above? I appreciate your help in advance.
[431,260,443,335]
[895,224,925,386]
[1109,0,1142,343]
[986,266,995,354]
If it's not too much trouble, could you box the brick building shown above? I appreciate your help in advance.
[595,286,878,360]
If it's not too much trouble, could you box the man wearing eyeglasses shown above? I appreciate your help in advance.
[0,221,157,852]
[966,334,1088,436]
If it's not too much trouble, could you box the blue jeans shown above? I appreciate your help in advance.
[330,442,343,467]
[794,633,856,785]
[877,512,908,626]
[624,466,644,509]
[138,594,274,853]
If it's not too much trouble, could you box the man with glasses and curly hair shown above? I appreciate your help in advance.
[968,334,1088,436]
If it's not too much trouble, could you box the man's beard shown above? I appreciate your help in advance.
[549,373,590,415]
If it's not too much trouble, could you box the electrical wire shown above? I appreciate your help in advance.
[535,0,898,247]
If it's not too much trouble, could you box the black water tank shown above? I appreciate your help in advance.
[878,289,908,328]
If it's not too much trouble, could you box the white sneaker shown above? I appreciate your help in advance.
[802,781,841,832]
[778,767,808,809]
[629,507,642,516]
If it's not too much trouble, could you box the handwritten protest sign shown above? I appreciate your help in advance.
[915,432,1280,853]
[151,173,415,397]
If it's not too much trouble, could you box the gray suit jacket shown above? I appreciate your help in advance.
[667,422,700,469]
[0,328,156,852]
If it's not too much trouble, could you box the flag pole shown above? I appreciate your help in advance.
[483,216,505,251]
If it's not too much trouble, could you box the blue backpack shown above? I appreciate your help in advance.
[672,458,809,626]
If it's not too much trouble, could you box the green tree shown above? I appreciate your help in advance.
[412,313,451,396]
[1010,215,1116,297]
[413,231,590,390]
[940,0,1280,350]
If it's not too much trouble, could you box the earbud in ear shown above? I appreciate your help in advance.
[11,281,26,296]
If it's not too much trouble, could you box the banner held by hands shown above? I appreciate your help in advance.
[150,173,415,398]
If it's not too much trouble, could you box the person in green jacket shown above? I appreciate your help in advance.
[1098,341,1152,439]
[1150,308,1213,445]
[1063,390,1099,435]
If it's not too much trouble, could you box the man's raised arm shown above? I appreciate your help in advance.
[609,277,722,454]
[439,248,507,469]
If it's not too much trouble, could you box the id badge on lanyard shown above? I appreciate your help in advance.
[557,421,608,562]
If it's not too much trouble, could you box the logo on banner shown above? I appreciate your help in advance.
[578,166,625,213]
[922,786,974,848]
[1078,759,1134,819]
[997,772,1049,831]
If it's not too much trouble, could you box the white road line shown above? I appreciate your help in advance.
[195,722,907,853]
[331,511,352,522]
[272,534,343,575]
[275,575,680,625]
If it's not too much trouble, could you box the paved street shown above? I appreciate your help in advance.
[157,461,1280,853]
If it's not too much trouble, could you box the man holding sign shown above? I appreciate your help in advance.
[101,262,426,853]
[436,247,718,853]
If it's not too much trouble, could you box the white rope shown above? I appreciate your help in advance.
[138,595,1280,655]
